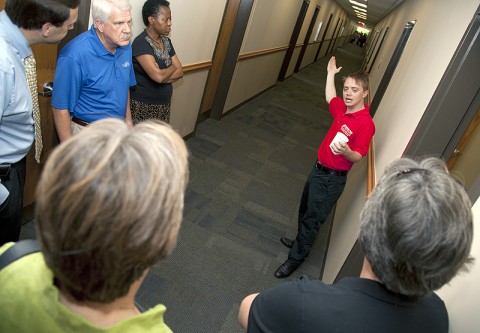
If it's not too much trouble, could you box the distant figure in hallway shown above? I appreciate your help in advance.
[273,56,375,279]
[130,0,183,124]
[0,0,79,246]
[239,157,474,332]
[52,0,136,142]
[357,33,367,48]
[0,119,189,332]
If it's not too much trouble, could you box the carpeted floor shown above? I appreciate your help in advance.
[20,42,365,332]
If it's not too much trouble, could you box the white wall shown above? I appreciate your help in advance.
[323,0,480,283]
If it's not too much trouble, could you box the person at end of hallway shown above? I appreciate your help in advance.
[52,0,136,142]
[238,157,474,333]
[0,118,189,332]
[273,56,375,279]
[130,0,183,125]
[0,0,80,246]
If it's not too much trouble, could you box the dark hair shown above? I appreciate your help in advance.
[5,0,80,29]
[359,157,473,299]
[343,71,369,91]
[142,0,170,26]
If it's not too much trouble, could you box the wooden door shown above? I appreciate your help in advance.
[447,108,480,196]
[198,0,241,116]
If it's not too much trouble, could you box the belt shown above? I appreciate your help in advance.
[316,161,348,176]
[0,164,11,180]
[71,117,89,127]
[0,158,26,180]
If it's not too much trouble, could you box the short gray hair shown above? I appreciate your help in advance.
[359,157,473,298]
[92,0,132,25]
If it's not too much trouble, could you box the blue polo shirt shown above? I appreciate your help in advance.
[52,25,136,123]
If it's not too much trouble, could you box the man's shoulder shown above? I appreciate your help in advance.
[59,30,93,58]
[0,38,20,73]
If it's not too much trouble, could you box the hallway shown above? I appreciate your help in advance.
[17,43,366,332]
[137,43,365,332]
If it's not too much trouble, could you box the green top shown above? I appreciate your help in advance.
[0,243,173,333]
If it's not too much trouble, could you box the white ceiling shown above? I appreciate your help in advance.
[334,0,405,27]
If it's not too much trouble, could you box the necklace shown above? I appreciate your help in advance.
[146,29,163,47]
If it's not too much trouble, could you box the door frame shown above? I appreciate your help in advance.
[277,0,310,82]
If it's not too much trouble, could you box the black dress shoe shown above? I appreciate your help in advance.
[274,261,301,279]
[280,237,294,248]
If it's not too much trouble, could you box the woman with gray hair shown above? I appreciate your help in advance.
[359,157,473,299]
[0,119,189,332]
[238,157,473,332]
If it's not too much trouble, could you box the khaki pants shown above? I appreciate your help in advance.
[70,120,86,135]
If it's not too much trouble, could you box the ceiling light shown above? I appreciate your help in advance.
[349,0,367,8]
[352,6,367,12]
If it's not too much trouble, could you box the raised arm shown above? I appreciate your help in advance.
[325,56,342,103]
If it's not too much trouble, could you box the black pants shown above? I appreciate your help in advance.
[0,158,26,246]
[288,162,347,263]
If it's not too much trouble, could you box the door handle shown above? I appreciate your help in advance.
[39,81,53,97]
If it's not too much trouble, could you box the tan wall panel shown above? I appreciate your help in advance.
[170,70,209,136]
[223,52,286,113]
[126,0,227,135]
[241,0,303,53]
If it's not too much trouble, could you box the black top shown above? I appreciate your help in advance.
[130,30,176,104]
[248,275,448,333]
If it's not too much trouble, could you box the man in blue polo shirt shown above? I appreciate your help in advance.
[52,0,136,142]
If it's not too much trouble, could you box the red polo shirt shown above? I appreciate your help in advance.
[318,97,375,171]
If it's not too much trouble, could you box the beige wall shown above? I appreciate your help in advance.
[223,0,303,113]
[127,0,228,136]
[323,0,479,288]
[89,0,349,135]
[437,198,480,333]
[224,0,348,113]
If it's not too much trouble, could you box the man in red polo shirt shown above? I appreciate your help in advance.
[274,56,375,278]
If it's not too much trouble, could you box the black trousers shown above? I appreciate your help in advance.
[288,162,347,263]
[0,158,26,246]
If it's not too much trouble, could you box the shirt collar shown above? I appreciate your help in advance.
[88,24,127,57]
[345,104,371,119]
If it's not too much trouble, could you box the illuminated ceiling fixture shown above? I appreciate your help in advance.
[349,0,367,8]
[352,6,367,12]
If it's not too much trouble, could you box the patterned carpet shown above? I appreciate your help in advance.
[20,43,365,332]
